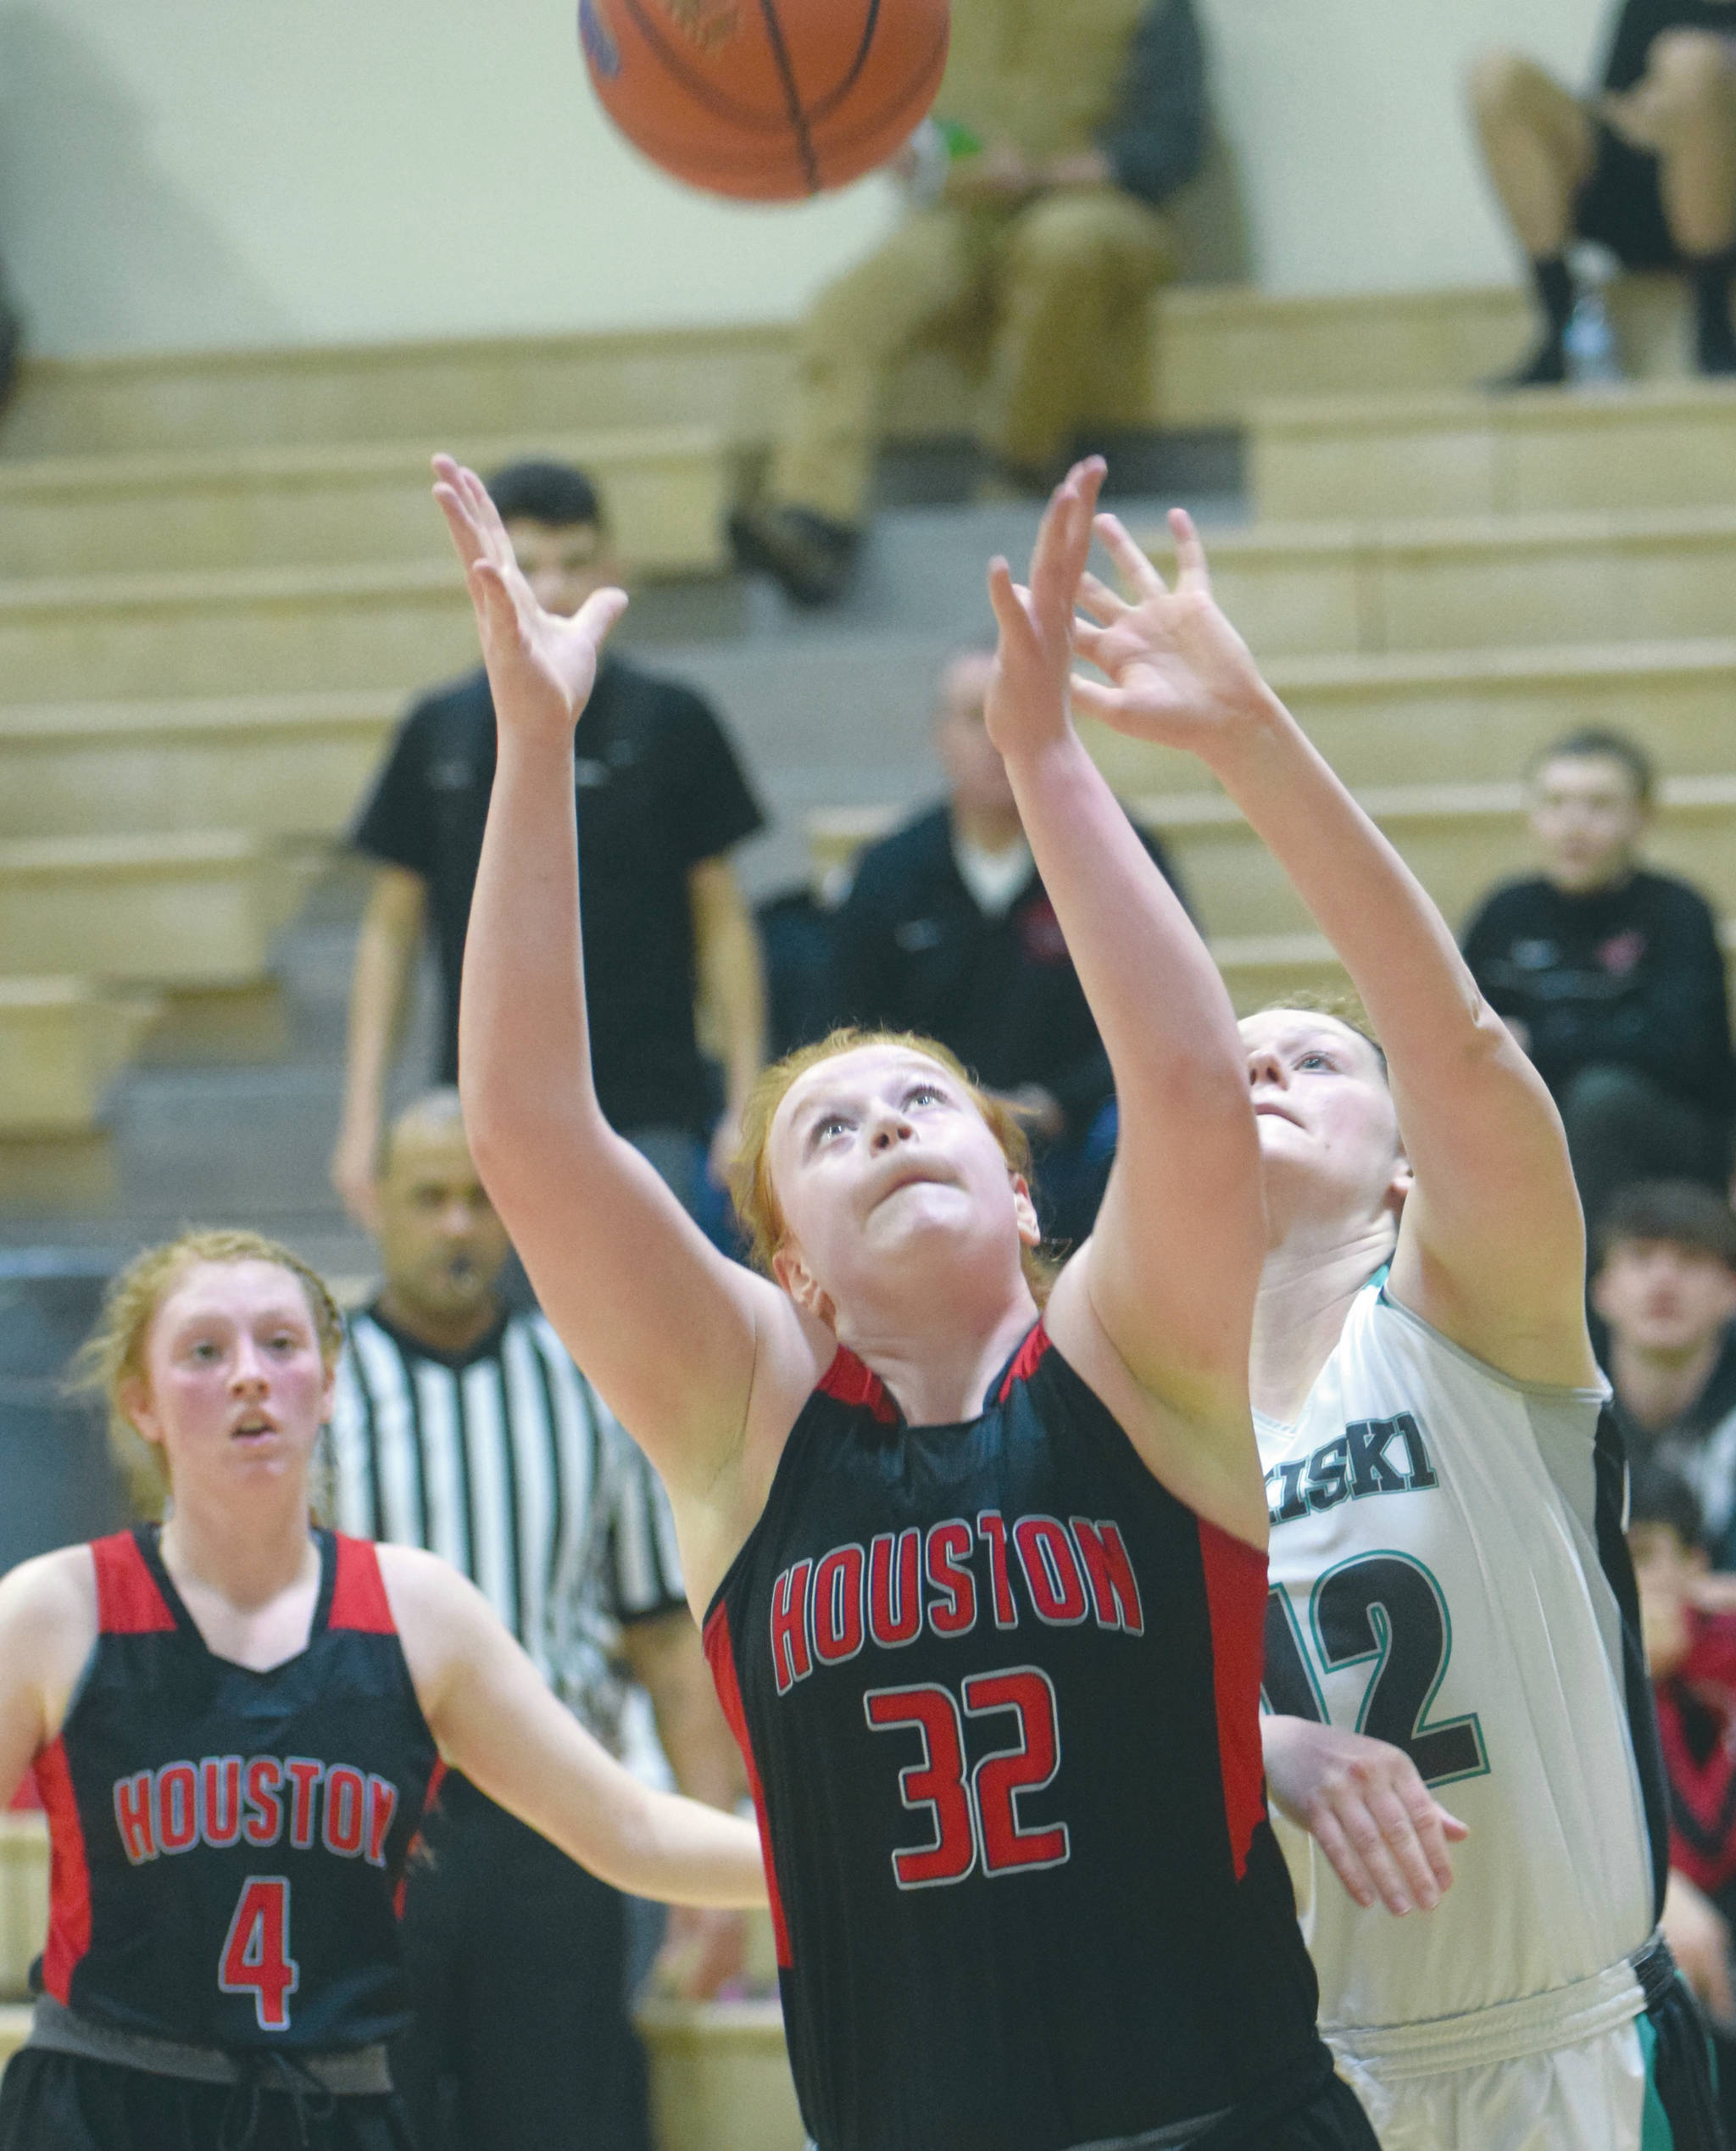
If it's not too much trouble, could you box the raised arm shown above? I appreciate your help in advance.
[432,460,823,1546]
[1071,510,1595,1387]
[386,1548,766,1909]
[986,464,1267,1542]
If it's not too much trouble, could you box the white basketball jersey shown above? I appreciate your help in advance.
[1257,1283,1656,2036]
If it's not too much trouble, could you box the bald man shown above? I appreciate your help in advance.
[826,650,1190,1245]
[326,1090,743,2151]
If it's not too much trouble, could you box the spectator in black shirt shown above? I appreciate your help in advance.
[1596,1179,1736,1566]
[1462,727,1736,1232]
[827,648,1188,1243]
[333,460,767,1232]
[1469,0,1736,384]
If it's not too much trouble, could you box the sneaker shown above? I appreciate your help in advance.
[726,504,860,606]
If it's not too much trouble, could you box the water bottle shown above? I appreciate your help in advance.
[1563,292,1623,385]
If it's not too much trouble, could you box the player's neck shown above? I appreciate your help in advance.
[1611,1331,1725,1434]
[159,1482,317,1620]
[1251,1223,1393,1424]
[950,796,1026,857]
[839,1274,1041,1427]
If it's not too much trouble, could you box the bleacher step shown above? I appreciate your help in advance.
[0,691,400,840]
[0,980,163,1138]
[0,427,731,580]
[636,1998,804,2151]
[1131,506,1736,657]
[1249,380,1736,523]
[0,831,318,989]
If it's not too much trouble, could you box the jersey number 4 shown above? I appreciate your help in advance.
[865,1667,1069,1889]
[1261,1552,1488,1787]
[219,1875,300,2031]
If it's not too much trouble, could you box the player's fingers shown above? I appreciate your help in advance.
[1065,673,1120,722]
[432,483,482,563]
[1169,507,1213,593]
[1305,1807,1379,1913]
[1093,513,1167,601]
[1364,1782,1444,1909]
[577,586,631,644]
[1077,570,1126,625]
[1439,1810,1471,1842]
[1070,616,1110,667]
[1336,1798,1419,1915]
[987,556,1031,638]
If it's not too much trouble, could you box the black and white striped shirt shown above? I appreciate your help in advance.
[327,1304,686,1753]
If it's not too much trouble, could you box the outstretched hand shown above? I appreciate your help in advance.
[1263,1716,1469,1917]
[1068,508,1276,757]
[431,454,628,738]
[983,457,1105,762]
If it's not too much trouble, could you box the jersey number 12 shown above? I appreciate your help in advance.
[1261,1553,1488,1787]
[219,1875,300,2031]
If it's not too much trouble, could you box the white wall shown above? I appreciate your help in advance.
[0,0,1610,359]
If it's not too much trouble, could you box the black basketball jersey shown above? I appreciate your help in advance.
[704,1325,1326,2151]
[31,1527,444,2053]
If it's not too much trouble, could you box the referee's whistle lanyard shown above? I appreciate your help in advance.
[218,2050,337,2151]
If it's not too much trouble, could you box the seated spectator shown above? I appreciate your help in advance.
[1597,1179,1736,1566]
[1628,1461,1736,2117]
[326,1089,744,2151]
[1469,0,1736,384]
[826,648,1187,1245]
[727,0,1207,605]
[331,457,766,1236]
[1462,727,1735,1232]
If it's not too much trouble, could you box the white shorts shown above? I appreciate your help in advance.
[1331,2013,1662,2151]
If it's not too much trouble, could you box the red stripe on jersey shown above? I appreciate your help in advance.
[1197,1519,1269,1882]
[703,1603,791,1968]
[92,1530,175,1635]
[394,1757,448,1921]
[32,1738,91,2004]
[329,1535,397,1633]
[997,1322,1051,1403]
[818,1347,898,1427]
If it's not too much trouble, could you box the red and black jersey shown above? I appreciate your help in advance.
[704,1324,1324,2151]
[1657,1607,1736,1901]
[31,1527,443,2054]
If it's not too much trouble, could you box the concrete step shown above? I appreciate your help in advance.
[636,1998,804,2151]
[0,1813,47,2002]
[1155,275,1688,426]
[0,980,163,1137]
[0,320,938,462]
[1130,506,1736,657]
[1249,381,1736,524]
[0,562,476,705]
[0,691,398,841]
[1083,639,1736,800]
[810,775,1736,945]
[0,831,317,989]
[0,280,1689,464]
[0,427,731,581]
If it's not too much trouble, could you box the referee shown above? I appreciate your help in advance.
[326,1089,743,2151]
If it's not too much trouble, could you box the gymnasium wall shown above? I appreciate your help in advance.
[0,0,1605,359]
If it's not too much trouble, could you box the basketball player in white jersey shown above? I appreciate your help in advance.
[1067,509,1722,2150]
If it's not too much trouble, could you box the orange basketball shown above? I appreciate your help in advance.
[579,0,950,202]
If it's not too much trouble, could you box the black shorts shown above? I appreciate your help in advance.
[0,2048,416,2151]
[1191,2061,1380,2151]
[1575,120,1680,270]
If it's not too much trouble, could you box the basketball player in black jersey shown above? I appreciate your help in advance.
[0,1228,765,2151]
[439,450,1379,2151]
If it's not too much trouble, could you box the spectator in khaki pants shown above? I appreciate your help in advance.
[728,0,1207,605]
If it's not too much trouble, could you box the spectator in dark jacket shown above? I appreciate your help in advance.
[1462,727,1735,1232]
[827,649,1188,1245]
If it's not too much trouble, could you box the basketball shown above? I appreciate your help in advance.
[578,0,950,202]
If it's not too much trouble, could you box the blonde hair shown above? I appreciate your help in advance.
[69,1229,345,1521]
[728,1028,1060,1301]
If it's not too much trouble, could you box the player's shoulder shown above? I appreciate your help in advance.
[0,1542,98,1636]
